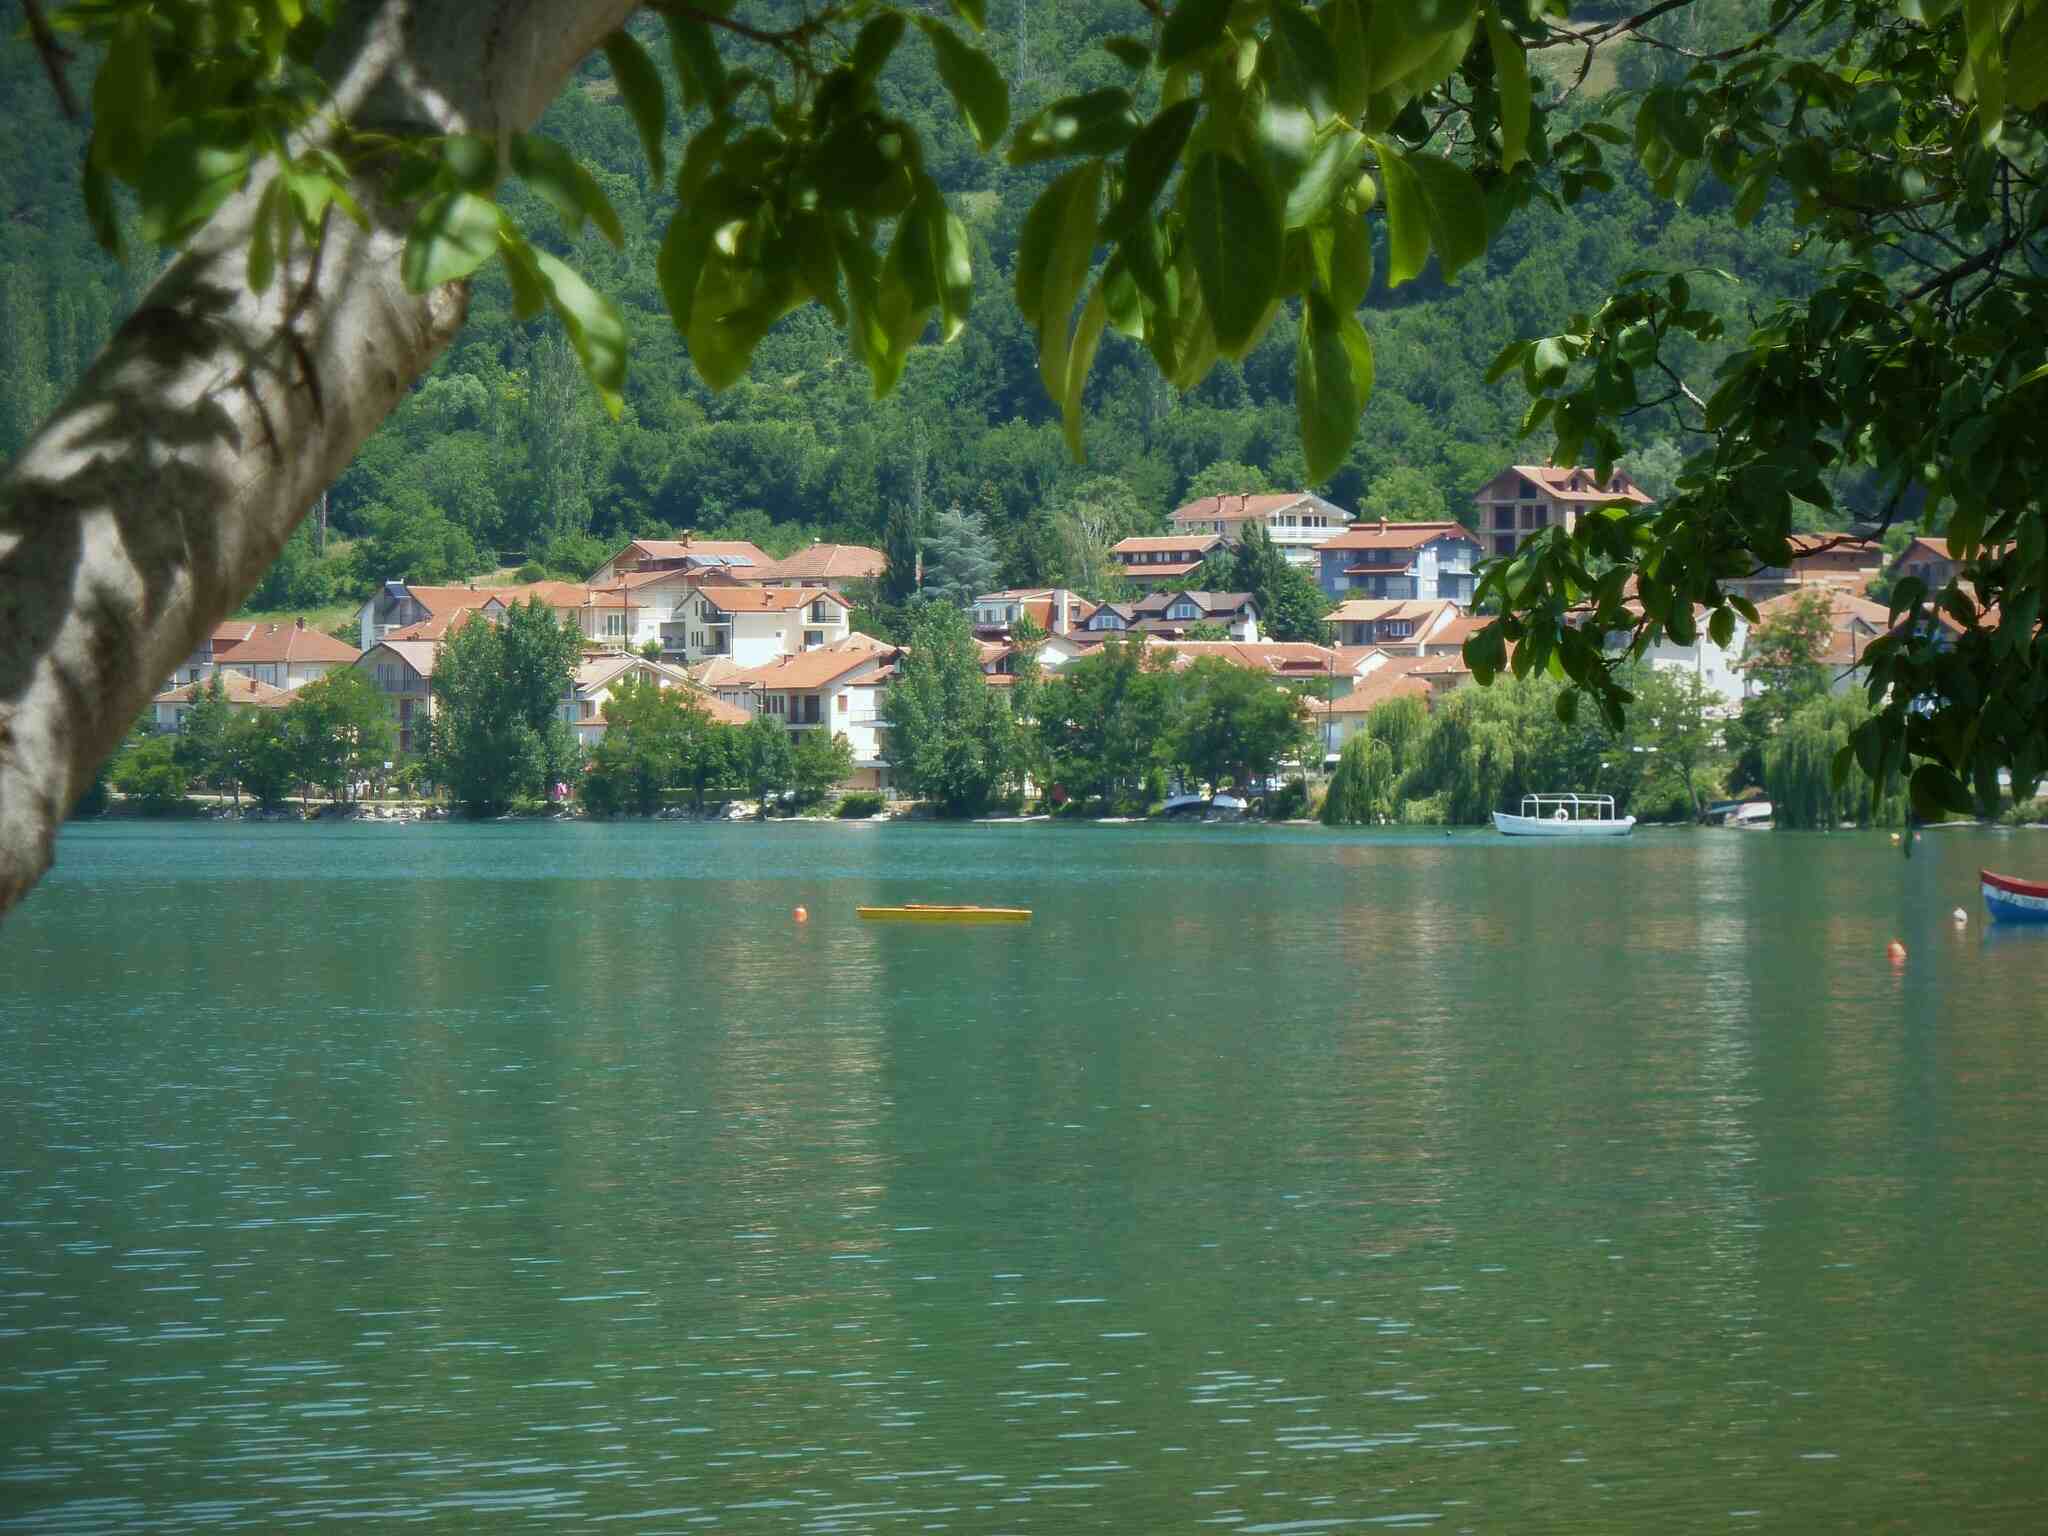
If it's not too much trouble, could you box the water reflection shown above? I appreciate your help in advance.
[2,822,2045,1530]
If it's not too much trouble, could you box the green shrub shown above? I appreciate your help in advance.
[111,735,190,813]
[1264,779,1310,820]
[515,562,547,583]
[837,792,885,818]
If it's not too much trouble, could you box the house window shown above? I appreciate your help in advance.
[604,613,625,637]
[1494,506,1516,530]
[1521,483,1539,500]
[837,693,847,712]
[1386,621,1412,638]
[766,694,786,716]
[804,629,825,648]
[1168,601,1199,620]
[809,600,832,623]
[1495,534,1516,556]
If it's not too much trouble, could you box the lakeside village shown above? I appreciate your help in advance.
[107,465,2007,830]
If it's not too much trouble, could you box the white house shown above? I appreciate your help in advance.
[356,639,439,755]
[1594,600,1753,711]
[151,669,296,732]
[708,637,899,791]
[563,653,748,748]
[165,621,261,691]
[1168,491,1348,570]
[205,618,361,689]
[968,588,1095,637]
[587,536,773,586]
[663,586,853,665]
[1312,521,1482,602]
[1325,597,1461,651]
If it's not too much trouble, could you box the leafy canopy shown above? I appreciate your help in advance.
[39,0,2048,820]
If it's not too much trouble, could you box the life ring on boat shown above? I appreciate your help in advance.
[1553,809,1569,822]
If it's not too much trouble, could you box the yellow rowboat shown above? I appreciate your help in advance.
[856,904,1032,923]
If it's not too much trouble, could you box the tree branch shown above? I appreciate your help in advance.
[0,0,637,917]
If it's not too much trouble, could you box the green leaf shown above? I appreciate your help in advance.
[604,31,668,181]
[441,134,498,192]
[668,15,726,113]
[1284,126,1367,230]
[894,181,974,343]
[1267,2,1338,118]
[1327,212,1374,311]
[1484,4,1530,169]
[1111,98,1202,233]
[247,178,282,294]
[1296,292,1374,483]
[1103,35,1151,70]
[137,119,254,245]
[1909,761,1973,819]
[1159,0,1234,67]
[1009,88,1142,165]
[81,161,121,255]
[1325,0,1370,118]
[500,234,549,321]
[1708,604,1734,650]
[657,204,711,336]
[1184,150,1282,355]
[1831,742,1855,794]
[1016,162,1104,403]
[402,190,504,291]
[916,18,1010,154]
[91,18,158,182]
[1407,151,1488,279]
[2014,3,2048,110]
[853,13,907,81]
[532,249,628,417]
[1373,142,1429,287]
[1063,286,1109,460]
[950,0,988,30]
[511,134,623,246]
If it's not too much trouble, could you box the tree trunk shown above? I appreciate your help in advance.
[0,0,635,916]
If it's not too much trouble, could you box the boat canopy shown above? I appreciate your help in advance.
[1518,793,1619,819]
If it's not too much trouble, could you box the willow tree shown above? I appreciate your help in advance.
[5,0,2048,910]
[1321,692,1427,824]
[1767,692,1905,830]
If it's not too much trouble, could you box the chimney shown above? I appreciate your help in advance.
[1379,516,1387,535]
[1055,590,1070,636]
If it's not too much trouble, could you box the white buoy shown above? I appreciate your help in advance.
[1953,907,1969,926]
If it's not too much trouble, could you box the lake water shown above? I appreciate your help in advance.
[3,821,2046,1532]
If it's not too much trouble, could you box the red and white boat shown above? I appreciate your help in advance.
[1980,869,2048,924]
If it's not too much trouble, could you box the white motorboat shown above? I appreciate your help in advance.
[1492,792,1636,837]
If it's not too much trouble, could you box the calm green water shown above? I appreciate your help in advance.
[2,822,2046,1533]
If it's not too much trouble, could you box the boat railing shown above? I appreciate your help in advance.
[1518,793,1618,820]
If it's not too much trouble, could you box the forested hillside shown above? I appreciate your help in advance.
[0,0,1835,609]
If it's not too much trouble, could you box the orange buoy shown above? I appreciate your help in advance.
[792,906,808,923]
[1886,940,1907,963]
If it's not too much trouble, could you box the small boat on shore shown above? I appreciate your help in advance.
[1980,869,2048,923]
[1493,792,1636,838]
[856,904,1032,923]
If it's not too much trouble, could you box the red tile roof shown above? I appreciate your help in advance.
[1146,639,1339,675]
[712,635,893,690]
[153,669,296,707]
[1112,534,1225,554]
[751,544,886,582]
[697,586,850,614]
[208,619,360,665]
[1170,492,1331,525]
[1317,520,1482,553]
[1508,464,1655,506]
